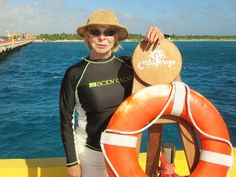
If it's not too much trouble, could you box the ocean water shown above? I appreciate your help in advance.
[0,41,235,159]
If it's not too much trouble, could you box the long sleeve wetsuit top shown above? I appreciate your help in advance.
[60,55,134,166]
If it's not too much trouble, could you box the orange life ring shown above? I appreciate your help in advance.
[100,82,233,177]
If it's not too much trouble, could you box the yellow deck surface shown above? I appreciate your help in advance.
[0,148,235,177]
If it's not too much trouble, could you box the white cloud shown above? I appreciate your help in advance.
[0,0,235,36]
[0,0,90,35]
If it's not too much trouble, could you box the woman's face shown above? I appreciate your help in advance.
[86,25,118,59]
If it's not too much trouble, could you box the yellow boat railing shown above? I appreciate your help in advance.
[0,148,235,177]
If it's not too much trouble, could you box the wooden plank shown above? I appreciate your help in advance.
[132,73,148,93]
[146,124,163,176]
[177,120,200,172]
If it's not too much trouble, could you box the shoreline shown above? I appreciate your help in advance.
[171,39,236,42]
[33,39,236,43]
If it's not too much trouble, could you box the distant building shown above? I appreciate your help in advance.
[4,31,36,40]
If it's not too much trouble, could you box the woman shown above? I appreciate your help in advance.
[60,9,164,177]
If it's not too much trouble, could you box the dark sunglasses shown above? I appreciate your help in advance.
[88,28,117,36]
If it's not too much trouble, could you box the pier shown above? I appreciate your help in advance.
[0,40,34,58]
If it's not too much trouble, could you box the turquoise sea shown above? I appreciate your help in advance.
[0,41,235,159]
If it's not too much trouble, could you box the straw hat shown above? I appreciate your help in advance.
[77,9,128,41]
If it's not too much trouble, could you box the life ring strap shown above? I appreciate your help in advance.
[100,132,137,148]
[170,81,186,117]
[200,150,234,167]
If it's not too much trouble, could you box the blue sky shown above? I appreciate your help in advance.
[1,0,236,35]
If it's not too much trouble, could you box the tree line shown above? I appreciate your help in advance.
[37,33,236,41]
[36,33,146,41]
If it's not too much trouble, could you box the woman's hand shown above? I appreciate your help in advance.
[67,164,81,177]
[145,26,164,44]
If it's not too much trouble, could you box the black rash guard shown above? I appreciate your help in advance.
[60,55,134,166]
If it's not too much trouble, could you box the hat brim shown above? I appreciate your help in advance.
[77,23,128,41]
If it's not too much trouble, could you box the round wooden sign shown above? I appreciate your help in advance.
[132,39,182,85]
